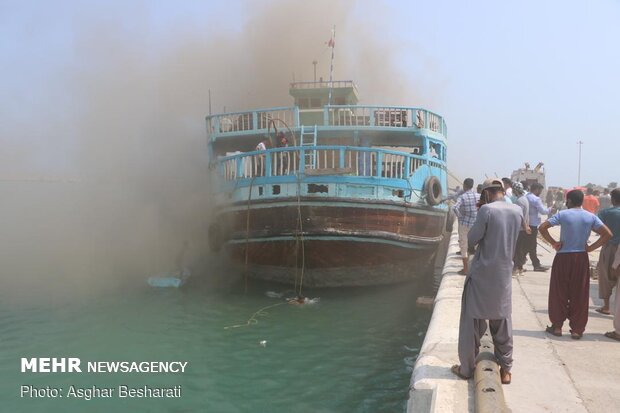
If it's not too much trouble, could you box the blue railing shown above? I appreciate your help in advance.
[206,105,447,139]
[216,145,445,182]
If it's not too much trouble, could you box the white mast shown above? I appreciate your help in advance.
[327,25,336,106]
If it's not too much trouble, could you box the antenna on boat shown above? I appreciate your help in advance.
[208,89,212,116]
[312,60,318,82]
[327,25,336,105]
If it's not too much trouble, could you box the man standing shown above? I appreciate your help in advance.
[526,183,552,271]
[545,188,555,208]
[596,189,620,315]
[599,188,612,210]
[452,179,523,384]
[583,187,600,214]
[539,190,612,339]
[501,177,514,203]
[453,178,479,275]
[513,182,531,275]
[605,238,620,341]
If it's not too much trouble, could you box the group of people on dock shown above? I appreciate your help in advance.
[450,178,620,384]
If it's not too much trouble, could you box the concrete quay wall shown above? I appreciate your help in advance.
[407,225,620,413]
[407,228,471,412]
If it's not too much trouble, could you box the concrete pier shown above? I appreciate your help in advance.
[408,226,620,413]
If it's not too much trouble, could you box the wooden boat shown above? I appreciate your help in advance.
[207,80,448,287]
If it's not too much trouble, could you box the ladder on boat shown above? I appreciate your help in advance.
[300,125,318,169]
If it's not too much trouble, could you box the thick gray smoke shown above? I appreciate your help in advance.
[0,0,433,298]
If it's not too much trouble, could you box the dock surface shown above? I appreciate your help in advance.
[409,226,620,413]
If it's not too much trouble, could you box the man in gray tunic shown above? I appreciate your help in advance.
[452,179,523,384]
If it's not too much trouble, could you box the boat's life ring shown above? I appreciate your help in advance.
[208,222,222,252]
[424,176,442,205]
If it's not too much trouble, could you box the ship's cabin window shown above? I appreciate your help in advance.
[361,135,424,155]
[297,98,322,109]
[333,96,346,105]
[428,141,445,161]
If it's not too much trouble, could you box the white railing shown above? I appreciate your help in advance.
[428,112,441,133]
[290,80,357,90]
[222,158,237,181]
[312,148,339,170]
[344,149,376,177]
[410,157,424,176]
[207,106,297,135]
[271,151,297,177]
[217,146,445,181]
[206,105,447,137]
[325,106,445,133]
[382,153,407,179]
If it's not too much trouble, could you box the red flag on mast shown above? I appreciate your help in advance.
[326,37,335,48]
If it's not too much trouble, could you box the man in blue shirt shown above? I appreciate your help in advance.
[539,190,612,339]
[525,183,553,271]
[596,188,620,316]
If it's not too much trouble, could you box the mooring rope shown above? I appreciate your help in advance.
[295,171,306,297]
[223,302,287,330]
[244,176,257,294]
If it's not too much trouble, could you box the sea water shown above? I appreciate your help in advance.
[0,275,431,413]
[0,182,432,412]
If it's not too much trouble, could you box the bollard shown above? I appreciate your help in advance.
[474,332,509,413]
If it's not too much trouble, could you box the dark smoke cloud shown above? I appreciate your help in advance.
[0,0,440,298]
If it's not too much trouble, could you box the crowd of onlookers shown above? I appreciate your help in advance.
[544,186,614,213]
[449,177,620,385]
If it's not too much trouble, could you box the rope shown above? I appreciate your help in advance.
[223,302,287,330]
[296,172,306,296]
[244,176,257,294]
[267,118,298,147]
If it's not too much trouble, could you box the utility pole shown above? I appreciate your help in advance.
[577,140,583,186]
[312,60,318,82]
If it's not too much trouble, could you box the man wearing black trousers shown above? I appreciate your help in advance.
[525,183,552,271]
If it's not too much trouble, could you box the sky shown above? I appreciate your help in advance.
[1,0,619,188]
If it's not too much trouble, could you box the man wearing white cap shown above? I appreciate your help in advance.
[452,179,523,385]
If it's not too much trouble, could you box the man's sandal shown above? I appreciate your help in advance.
[451,364,470,380]
[604,331,620,342]
[545,325,562,337]
[500,367,511,385]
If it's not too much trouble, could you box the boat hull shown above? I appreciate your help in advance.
[211,200,446,287]
[227,238,437,287]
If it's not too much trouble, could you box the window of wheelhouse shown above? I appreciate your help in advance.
[427,140,445,161]
[296,97,323,109]
[297,98,310,109]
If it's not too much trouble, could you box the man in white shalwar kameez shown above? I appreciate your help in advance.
[452,179,523,384]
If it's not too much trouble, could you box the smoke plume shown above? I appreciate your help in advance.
[0,0,436,298]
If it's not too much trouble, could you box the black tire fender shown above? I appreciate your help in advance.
[424,176,442,206]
